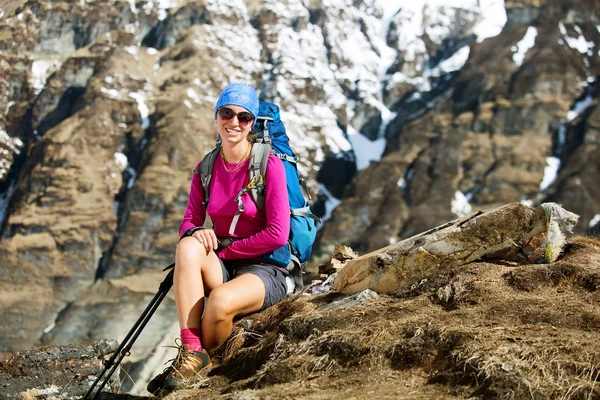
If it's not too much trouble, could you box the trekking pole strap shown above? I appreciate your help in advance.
[216,237,235,252]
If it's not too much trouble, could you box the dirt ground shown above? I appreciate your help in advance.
[156,236,600,400]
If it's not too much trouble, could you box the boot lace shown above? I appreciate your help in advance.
[163,338,204,378]
[162,338,189,373]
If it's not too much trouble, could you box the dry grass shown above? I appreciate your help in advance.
[160,237,600,399]
[453,342,600,399]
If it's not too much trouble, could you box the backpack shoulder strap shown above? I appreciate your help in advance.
[193,143,221,209]
[226,142,271,236]
[248,142,271,214]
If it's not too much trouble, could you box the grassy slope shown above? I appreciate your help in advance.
[157,237,600,399]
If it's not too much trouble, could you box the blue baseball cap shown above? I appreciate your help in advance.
[214,82,259,119]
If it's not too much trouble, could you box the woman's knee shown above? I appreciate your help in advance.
[204,286,236,322]
[176,237,206,259]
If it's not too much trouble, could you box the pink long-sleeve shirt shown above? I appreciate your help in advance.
[180,152,290,260]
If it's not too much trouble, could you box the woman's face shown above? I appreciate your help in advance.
[215,104,254,147]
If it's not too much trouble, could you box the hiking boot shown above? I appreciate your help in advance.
[146,369,168,395]
[147,343,211,394]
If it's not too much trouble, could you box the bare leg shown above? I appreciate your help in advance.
[174,237,224,330]
[201,273,265,351]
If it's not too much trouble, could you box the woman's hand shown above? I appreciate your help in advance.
[192,228,219,253]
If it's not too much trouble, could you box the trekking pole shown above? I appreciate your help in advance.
[81,263,175,400]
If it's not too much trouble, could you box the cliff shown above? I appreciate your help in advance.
[0,0,599,395]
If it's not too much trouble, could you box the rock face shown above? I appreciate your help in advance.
[314,0,600,263]
[0,0,598,394]
[0,339,119,399]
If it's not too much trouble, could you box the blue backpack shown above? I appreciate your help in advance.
[197,102,321,292]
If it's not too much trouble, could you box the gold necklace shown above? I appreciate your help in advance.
[221,145,251,173]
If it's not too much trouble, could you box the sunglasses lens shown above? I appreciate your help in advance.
[238,112,254,125]
[218,107,235,120]
[218,107,254,126]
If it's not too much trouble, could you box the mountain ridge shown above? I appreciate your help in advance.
[0,0,598,395]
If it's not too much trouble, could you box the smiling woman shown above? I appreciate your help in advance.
[147,82,290,395]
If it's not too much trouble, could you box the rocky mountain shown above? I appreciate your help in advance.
[0,0,598,395]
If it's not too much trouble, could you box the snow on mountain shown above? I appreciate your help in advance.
[513,26,538,66]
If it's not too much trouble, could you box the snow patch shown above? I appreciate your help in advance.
[101,87,121,100]
[126,167,137,189]
[567,93,593,122]
[379,0,506,43]
[431,45,470,77]
[186,87,202,104]
[451,190,472,217]
[114,153,128,171]
[540,156,560,191]
[124,46,139,55]
[129,92,150,129]
[520,199,534,207]
[559,22,595,55]
[346,125,386,170]
[0,128,23,179]
[0,128,21,153]
[473,0,506,42]
[31,59,61,95]
[127,0,137,13]
[317,183,342,228]
[143,0,179,20]
[5,101,14,116]
[512,26,537,66]
[43,322,56,334]
[590,214,600,228]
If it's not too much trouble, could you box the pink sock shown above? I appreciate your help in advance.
[180,328,202,352]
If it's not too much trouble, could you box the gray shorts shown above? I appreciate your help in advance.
[219,259,288,311]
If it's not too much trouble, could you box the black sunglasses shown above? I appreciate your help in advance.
[217,107,254,126]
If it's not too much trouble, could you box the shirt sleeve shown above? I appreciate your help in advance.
[179,161,207,237]
[218,155,290,259]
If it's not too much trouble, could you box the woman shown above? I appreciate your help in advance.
[149,82,290,394]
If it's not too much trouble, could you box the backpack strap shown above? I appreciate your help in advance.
[194,141,221,209]
[227,143,271,236]
[291,206,322,223]
[275,154,298,164]
[248,142,270,213]
[258,116,274,145]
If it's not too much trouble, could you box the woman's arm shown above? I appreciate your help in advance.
[179,161,207,238]
[218,155,290,259]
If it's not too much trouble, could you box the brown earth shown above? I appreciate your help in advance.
[148,236,600,400]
